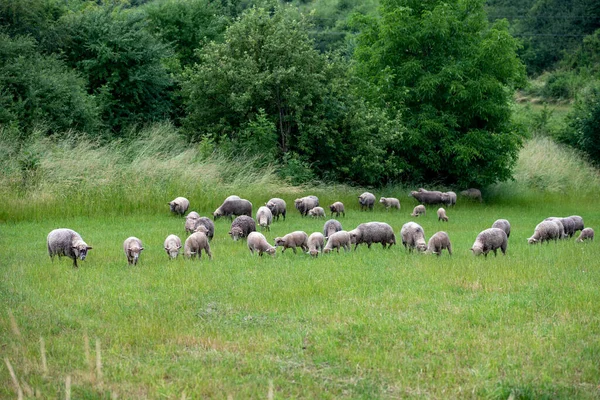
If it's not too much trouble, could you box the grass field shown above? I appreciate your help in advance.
[2,191,600,399]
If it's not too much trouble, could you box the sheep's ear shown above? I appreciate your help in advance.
[140,247,144,251]
[164,247,169,251]
[469,248,474,252]
[177,245,182,249]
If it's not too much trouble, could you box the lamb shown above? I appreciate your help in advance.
[379,197,401,210]
[348,222,396,250]
[491,219,511,238]
[164,234,182,259]
[411,205,426,217]
[358,192,376,211]
[426,231,452,256]
[544,217,567,239]
[400,222,427,253]
[228,215,256,241]
[410,190,444,205]
[213,197,252,220]
[256,206,273,232]
[123,237,144,266]
[47,228,92,268]
[576,228,594,242]
[308,206,326,218]
[323,231,351,253]
[247,232,276,256]
[471,228,508,256]
[437,208,449,222]
[440,192,455,207]
[329,202,345,217]
[294,196,319,217]
[323,219,343,239]
[184,231,212,259]
[274,231,309,254]
[569,215,585,233]
[528,220,561,244]
[266,198,287,221]
[185,211,201,234]
[169,197,190,216]
[460,188,483,202]
[307,232,325,257]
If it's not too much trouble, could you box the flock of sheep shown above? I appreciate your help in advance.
[46,189,595,267]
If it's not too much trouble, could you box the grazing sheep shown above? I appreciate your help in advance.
[47,228,92,268]
[358,192,376,211]
[329,202,346,217]
[295,196,319,217]
[576,228,594,242]
[411,205,426,217]
[256,206,273,232]
[410,190,444,205]
[323,231,351,253]
[441,191,457,207]
[274,231,309,254]
[348,222,396,250]
[213,198,252,220]
[185,214,215,239]
[196,217,215,240]
[247,232,277,256]
[528,220,561,244]
[400,222,427,253]
[184,231,212,259]
[266,198,287,221]
[426,231,452,256]
[544,217,568,239]
[169,197,190,216]
[123,237,144,266]
[471,228,507,256]
[437,208,449,222]
[491,219,511,238]
[569,215,585,233]
[307,232,326,257]
[460,188,483,202]
[185,212,201,234]
[379,197,401,210]
[164,234,182,259]
[308,206,326,218]
[323,219,343,239]
[228,215,256,241]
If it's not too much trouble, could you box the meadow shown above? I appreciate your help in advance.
[2,126,600,399]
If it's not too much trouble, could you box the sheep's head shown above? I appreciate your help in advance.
[73,242,92,260]
[127,245,144,264]
[169,201,178,212]
[527,237,538,245]
[348,229,359,244]
[309,249,319,257]
[194,225,209,234]
[165,244,181,259]
[416,240,427,252]
[470,243,484,256]
[274,237,285,247]
[229,227,244,241]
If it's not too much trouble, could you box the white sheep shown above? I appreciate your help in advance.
[274,231,309,254]
[307,232,325,257]
[123,237,144,266]
[437,208,448,222]
[308,206,326,218]
[323,231,351,253]
[256,206,273,232]
[164,234,182,259]
[247,232,276,256]
[491,219,511,238]
[528,220,561,244]
[400,222,427,253]
[184,231,212,259]
[471,228,507,256]
[411,204,426,217]
[426,231,452,256]
[379,197,401,210]
[47,228,92,268]
[169,197,190,216]
[576,228,594,242]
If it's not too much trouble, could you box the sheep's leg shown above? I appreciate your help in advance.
[72,258,78,268]
[292,246,297,254]
[447,244,452,255]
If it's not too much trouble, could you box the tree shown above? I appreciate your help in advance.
[352,0,526,186]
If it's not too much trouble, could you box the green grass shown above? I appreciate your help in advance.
[2,194,600,399]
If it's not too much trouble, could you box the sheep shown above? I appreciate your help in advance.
[410,190,444,205]
[441,191,457,207]
[47,228,92,268]
[184,231,212,259]
[411,205,426,217]
[247,232,276,256]
[437,208,449,222]
[195,217,215,240]
[308,206,326,218]
[274,231,309,254]
[426,231,452,256]
[379,197,401,210]
[329,202,345,217]
[471,228,508,256]
[295,196,319,217]
[528,220,561,244]
[358,192,376,211]
[307,232,325,257]
[185,211,201,234]
[266,198,287,221]
[460,188,483,202]
[491,219,511,238]
[169,197,190,216]
[256,206,273,232]
[184,213,215,239]
[549,217,576,238]
[576,228,594,242]
[228,215,256,241]
[323,231,351,253]
[164,234,182,259]
[323,219,343,239]
[348,222,396,250]
[544,217,567,239]
[569,215,585,233]
[123,237,144,266]
[400,222,427,253]
[213,198,252,220]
